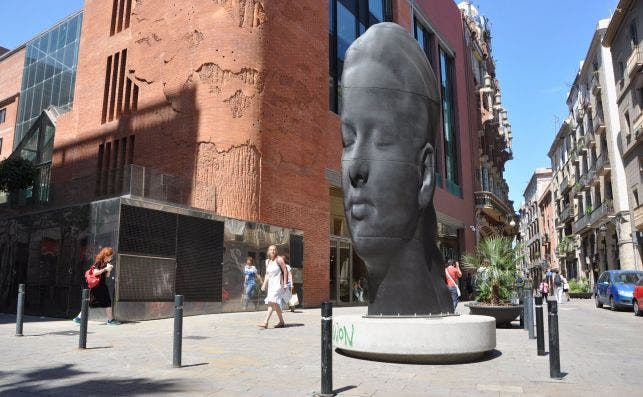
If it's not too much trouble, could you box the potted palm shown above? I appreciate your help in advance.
[463,236,525,326]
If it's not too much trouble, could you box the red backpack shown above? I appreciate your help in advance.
[84,265,101,289]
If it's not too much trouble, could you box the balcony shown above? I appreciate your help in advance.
[586,131,596,147]
[560,177,570,193]
[627,45,643,78]
[577,136,587,153]
[475,191,514,221]
[596,153,610,176]
[584,164,596,187]
[634,204,643,230]
[593,111,605,134]
[573,213,590,234]
[560,204,572,222]
[589,201,614,226]
[590,70,601,96]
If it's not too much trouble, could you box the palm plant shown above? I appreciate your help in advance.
[462,236,524,305]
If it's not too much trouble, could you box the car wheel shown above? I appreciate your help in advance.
[634,300,642,317]
[595,296,603,308]
[609,296,616,311]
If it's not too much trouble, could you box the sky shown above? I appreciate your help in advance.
[471,0,619,208]
[0,0,620,211]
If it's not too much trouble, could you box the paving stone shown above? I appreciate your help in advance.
[1,300,642,396]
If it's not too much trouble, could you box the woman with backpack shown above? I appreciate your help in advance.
[73,247,121,325]
[258,245,289,329]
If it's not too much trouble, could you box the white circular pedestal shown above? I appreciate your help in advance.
[333,314,496,364]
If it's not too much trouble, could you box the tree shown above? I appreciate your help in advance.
[0,157,38,192]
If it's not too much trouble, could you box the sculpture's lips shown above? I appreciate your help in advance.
[349,202,372,220]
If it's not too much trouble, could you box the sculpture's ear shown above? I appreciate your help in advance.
[419,143,435,209]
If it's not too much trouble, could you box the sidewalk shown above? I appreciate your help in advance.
[0,299,641,396]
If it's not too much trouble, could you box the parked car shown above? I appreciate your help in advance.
[595,270,643,311]
[634,278,643,316]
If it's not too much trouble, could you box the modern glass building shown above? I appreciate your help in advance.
[14,11,82,148]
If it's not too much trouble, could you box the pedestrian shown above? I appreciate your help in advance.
[554,269,564,303]
[562,274,570,302]
[258,245,289,328]
[242,256,262,309]
[445,259,462,312]
[539,277,550,300]
[281,255,295,312]
[73,247,121,325]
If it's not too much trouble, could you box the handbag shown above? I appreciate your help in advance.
[446,268,461,297]
[84,265,101,289]
[289,293,299,307]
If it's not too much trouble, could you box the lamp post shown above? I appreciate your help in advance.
[599,224,607,271]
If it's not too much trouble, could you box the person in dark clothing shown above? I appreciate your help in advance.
[73,247,121,325]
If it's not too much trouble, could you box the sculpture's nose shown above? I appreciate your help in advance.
[348,160,369,188]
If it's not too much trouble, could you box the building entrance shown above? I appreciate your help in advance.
[329,237,368,305]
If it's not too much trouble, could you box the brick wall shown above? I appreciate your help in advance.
[0,48,25,158]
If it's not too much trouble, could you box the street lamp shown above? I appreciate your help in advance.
[599,224,607,271]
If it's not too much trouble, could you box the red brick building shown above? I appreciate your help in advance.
[0,0,511,316]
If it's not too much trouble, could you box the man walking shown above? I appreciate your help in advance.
[445,260,462,311]
[554,269,564,303]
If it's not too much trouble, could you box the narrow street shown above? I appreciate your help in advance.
[0,299,640,396]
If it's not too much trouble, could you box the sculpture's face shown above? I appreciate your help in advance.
[341,87,432,254]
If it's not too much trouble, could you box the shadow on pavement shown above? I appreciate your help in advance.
[334,385,357,394]
[180,362,209,368]
[334,348,502,366]
[0,363,187,395]
[0,314,69,325]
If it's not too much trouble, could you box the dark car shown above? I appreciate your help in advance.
[634,278,643,316]
[595,270,643,311]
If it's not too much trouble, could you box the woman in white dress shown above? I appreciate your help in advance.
[258,245,289,328]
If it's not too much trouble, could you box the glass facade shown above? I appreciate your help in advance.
[329,0,389,113]
[14,12,82,148]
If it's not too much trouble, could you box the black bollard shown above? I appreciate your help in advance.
[79,289,89,349]
[526,289,535,339]
[535,296,545,356]
[548,300,562,379]
[16,284,25,336]
[520,289,529,331]
[173,295,183,368]
[519,289,524,328]
[318,301,333,397]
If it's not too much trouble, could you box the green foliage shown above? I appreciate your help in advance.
[0,157,38,192]
[568,278,591,293]
[462,236,525,305]
[557,235,574,255]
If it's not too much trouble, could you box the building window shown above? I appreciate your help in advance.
[414,19,434,67]
[111,0,132,36]
[630,19,639,49]
[329,0,390,113]
[96,134,135,196]
[0,137,3,155]
[439,48,460,196]
[102,49,139,124]
[0,108,5,124]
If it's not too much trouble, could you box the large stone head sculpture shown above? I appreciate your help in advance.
[341,22,453,315]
